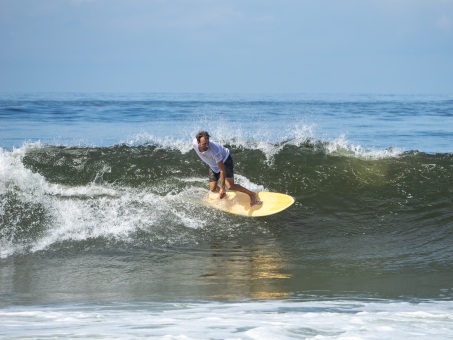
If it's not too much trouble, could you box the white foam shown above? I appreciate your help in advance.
[235,174,267,192]
[326,134,403,159]
[122,132,193,154]
[113,123,403,163]
[1,300,452,339]
[0,145,47,197]
[120,122,318,162]
[0,146,212,258]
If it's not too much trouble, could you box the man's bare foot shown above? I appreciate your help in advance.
[250,192,263,207]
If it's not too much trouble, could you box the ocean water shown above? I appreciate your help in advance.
[1,93,452,339]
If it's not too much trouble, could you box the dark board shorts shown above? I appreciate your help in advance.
[208,155,234,182]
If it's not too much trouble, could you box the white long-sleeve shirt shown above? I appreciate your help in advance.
[192,139,230,173]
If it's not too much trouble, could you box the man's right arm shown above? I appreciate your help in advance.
[217,160,226,199]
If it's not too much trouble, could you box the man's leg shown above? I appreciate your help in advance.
[209,180,219,193]
[225,177,260,206]
[209,168,220,192]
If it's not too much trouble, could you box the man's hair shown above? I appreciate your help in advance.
[196,131,210,143]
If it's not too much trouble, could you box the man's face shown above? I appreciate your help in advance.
[198,137,209,152]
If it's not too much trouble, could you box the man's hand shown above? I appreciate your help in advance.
[219,186,226,199]
[217,160,227,199]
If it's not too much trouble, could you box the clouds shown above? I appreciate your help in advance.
[0,0,452,93]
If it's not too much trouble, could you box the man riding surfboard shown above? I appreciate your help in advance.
[193,131,260,206]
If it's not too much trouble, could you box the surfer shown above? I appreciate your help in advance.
[193,131,260,206]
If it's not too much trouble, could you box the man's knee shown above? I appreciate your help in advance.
[225,178,235,190]
[210,182,219,192]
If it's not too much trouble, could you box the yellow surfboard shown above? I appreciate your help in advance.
[204,191,294,217]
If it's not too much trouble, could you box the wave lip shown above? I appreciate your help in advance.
[324,134,404,159]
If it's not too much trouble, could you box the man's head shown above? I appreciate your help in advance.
[196,131,210,152]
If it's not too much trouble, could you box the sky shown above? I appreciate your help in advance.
[0,0,452,93]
